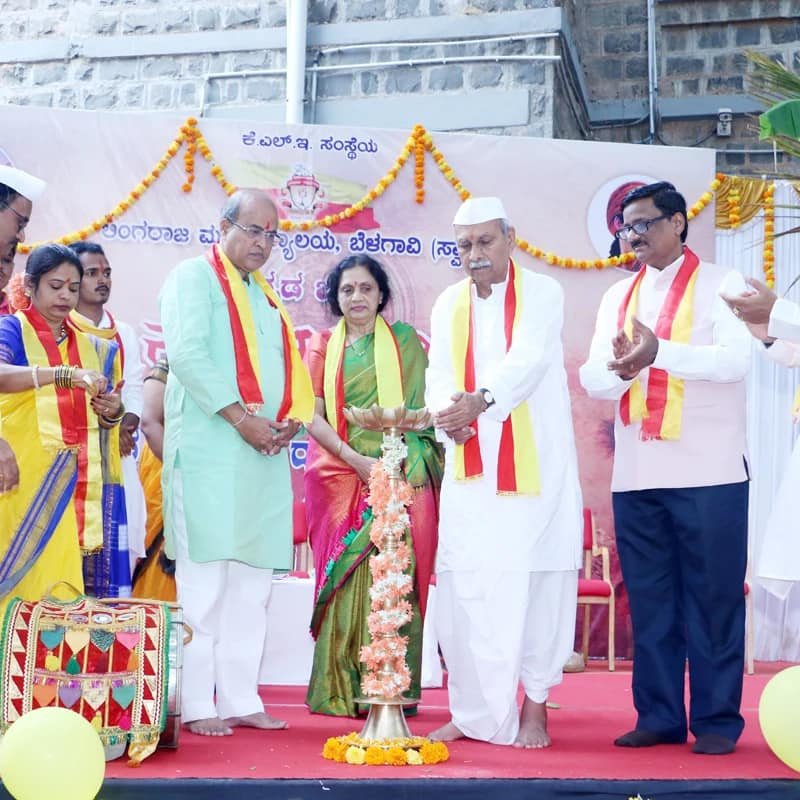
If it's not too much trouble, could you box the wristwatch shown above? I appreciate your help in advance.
[479,388,495,409]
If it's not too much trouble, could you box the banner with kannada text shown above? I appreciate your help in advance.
[2,107,716,657]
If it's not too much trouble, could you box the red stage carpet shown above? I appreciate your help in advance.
[103,662,798,783]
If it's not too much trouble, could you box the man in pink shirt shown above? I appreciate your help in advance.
[580,182,751,756]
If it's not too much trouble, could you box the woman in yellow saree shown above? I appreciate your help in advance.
[304,255,443,717]
[0,244,119,619]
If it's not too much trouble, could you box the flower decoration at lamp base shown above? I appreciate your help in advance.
[322,732,449,766]
[318,404,447,766]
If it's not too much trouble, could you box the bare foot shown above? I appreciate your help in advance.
[186,717,233,736]
[428,721,465,742]
[225,711,288,730]
[513,697,550,749]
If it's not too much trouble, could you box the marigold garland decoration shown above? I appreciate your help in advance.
[762,182,776,288]
[413,124,426,205]
[322,733,449,766]
[686,174,722,221]
[17,117,235,253]
[727,178,742,228]
[17,117,749,275]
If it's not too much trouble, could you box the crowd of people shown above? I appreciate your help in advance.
[0,163,789,755]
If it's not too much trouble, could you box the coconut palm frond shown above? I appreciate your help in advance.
[766,133,800,159]
[746,51,800,106]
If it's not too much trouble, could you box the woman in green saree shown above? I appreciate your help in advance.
[304,255,443,717]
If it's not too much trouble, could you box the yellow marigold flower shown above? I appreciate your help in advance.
[386,746,407,766]
[345,746,366,765]
[406,748,423,765]
[322,738,341,760]
[365,746,386,765]
[419,741,449,764]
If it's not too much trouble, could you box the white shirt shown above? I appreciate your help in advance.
[765,337,800,368]
[579,254,752,491]
[768,298,800,343]
[426,266,583,573]
[100,309,144,419]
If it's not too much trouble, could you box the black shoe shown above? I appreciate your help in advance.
[614,729,684,748]
[692,734,736,755]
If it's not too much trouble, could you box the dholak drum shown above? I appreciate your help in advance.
[97,598,190,756]
[160,602,189,748]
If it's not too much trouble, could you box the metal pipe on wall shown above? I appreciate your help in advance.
[646,0,658,143]
[285,0,308,124]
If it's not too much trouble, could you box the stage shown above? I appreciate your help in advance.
[12,662,794,800]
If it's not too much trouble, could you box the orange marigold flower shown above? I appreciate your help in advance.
[386,747,408,766]
[365,747,386,765]
[419,741,449,764]
[181,183,191,193]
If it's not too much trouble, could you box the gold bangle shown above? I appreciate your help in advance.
[31,365,40,390]
[232,408,249,428]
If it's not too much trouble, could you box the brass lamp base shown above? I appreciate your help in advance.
[356,696,419,741]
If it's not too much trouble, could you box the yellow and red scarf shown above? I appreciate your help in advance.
[617,247,701,440]
[206,244,313,422]
[322,315,404,440]
[18,307,102,552]
[450,259,540,495]
[68,309,125,373]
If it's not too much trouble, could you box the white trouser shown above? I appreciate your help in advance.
[436,569,578,745]
[122,453,147,572]
[172,470,273,722]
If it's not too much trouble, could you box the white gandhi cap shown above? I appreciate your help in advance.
[452,196,508,226]
[0,165,46,202]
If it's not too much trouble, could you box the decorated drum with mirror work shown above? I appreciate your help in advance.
[0,593,186,764]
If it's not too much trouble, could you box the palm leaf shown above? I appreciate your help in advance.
[746,51,800,106]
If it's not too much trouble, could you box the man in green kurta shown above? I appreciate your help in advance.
[160,189,312,737]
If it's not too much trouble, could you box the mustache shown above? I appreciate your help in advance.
[467,259,492,270]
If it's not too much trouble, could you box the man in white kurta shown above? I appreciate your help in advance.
[719,283,800,597]
[425,197,582,748]
[580,181,751,756]
[70,242,147,577]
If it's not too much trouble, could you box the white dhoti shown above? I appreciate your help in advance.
[436,569,577,745]
[171,470,273,722]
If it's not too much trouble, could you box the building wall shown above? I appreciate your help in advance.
[0,0,565,139]
[1,0,799,172]
[569,0,800,174]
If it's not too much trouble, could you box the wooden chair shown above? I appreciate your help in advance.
[577,508,616,671]
[291,499,311,578]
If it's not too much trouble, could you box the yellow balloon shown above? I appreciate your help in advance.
[759,665,800,772]
[0,707,105,800]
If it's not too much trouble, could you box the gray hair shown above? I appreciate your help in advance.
[220,193,243,223]
[498,218,510,235]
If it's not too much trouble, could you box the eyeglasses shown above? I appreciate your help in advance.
[227,219,279,243]
[615,214,669,241]
[0,202,29,234]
